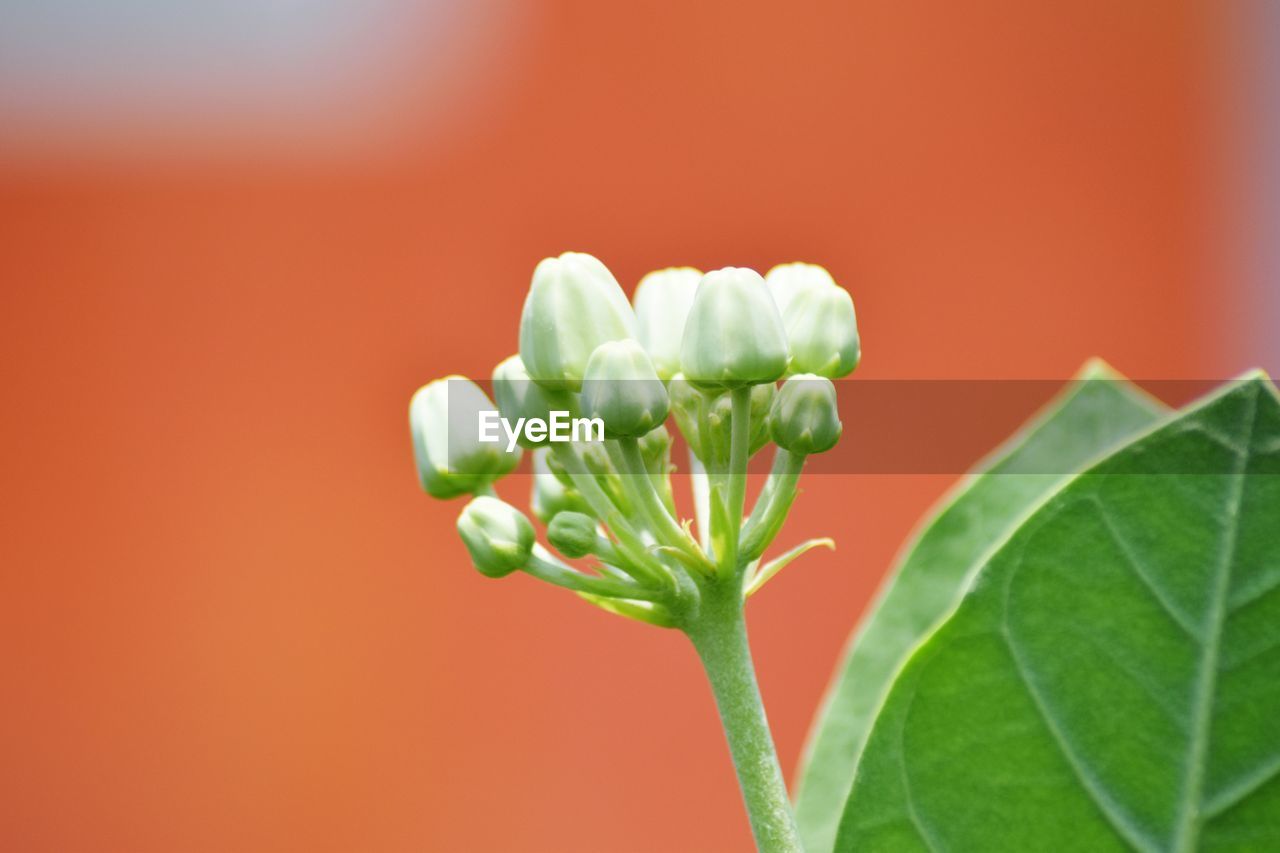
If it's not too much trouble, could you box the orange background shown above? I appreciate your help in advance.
[0,3,1249,851]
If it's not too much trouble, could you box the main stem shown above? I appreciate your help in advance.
[687,585,802,853]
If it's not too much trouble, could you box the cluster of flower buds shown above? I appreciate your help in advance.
[409,252,858,626]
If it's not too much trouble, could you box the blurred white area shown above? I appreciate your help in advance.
[1223,0,1280,374]
[1251,2,1280,372]
[0,0,526,163]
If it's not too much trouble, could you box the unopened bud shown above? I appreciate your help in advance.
[547,511,598,559]
[581,340,670,439]
[769,374,842,455]
[518,252,636,391]
[530,448,592,523]
[671,376,774,467]
[680,267,789,389]
[410,377,521,499]
[492,355,576,448]
[709,381,776,458]
[782,277,860,378]
[765,262,835,317]
[634,267,701,380]
[638,423,673,474]
[457,496,535,578]
[668,375,710,460]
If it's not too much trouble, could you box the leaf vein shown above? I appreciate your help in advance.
[1089,497,1202,642]
[1001,543,1160,853]
[1222,634,1280,674]
[1174,423,1249,457]
[897,670,944,853]
[1227,569,1280,614]
[1204,753,1280,820]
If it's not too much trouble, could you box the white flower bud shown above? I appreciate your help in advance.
[409,377,521,499]
[518,252,636,391]
[581,340,670,439]
[492,355,575,448]
[765,262,835,317]
[680,267,789,389]
[769,374,842,455]
[634,267,701,380]
[456,496,535,578]
[784,282,860,378]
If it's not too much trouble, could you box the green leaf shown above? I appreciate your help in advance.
[795,361,1168,852]
[835,374,1280,852]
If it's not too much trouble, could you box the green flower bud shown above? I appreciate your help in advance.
[671,376,774,467]
[680,267,789,389]
[765,262,834,317]
[637,423,677,513]
[540,445,575,487]
[769,374,842,455]
[580,340,670,439]
[409,377,521,499]
[633,267,701,380]
[668,374,712,459]
[782,277,860,378]
[750,383,777,455]
[456,496,535,578]
[546,511,598,558]
[492,355,576,448]
[709,381,777,458]
[518,252,636,391]
[638,423,672,474]
[530,448,592,523]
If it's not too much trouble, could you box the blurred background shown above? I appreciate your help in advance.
[0,2,1275,851]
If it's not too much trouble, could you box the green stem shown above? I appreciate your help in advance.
[524,553,660,601]
[593,537,665,588]
[616,439,707,567]
[720,386,753,576]
[689,450,713,552]
[551,443,674,587]
[686,584,802,853]
[550,443,621,522]
[740,449,806,563]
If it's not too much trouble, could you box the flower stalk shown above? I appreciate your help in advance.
[687,581,804,853]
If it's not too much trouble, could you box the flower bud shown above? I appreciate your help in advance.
[518,252,636,391]
[580,340,670,439]
[530,448,592,523]
[765,262,835,317]
[671,376,774,467]
[492,355,576,448]
[637,423,676,510]
[638,423,672,474]
[456,496,535,578]
[633,267,701,380]
[769,374,842,455]
[708,381,777,458]
[541,444,575,487]
[410,377,521,499]
[782,278,860,378]
[547,511,598,559]
[669,375,712,460]
[680,267,789,389]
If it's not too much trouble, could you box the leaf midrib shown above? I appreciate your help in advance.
[1173,384,1260,853]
